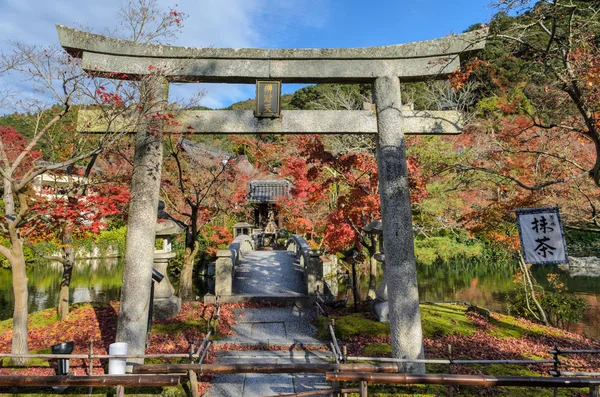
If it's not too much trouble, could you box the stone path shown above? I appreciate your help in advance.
[206,250,332,397]
[205,345,331,397]
[232,250,306,296]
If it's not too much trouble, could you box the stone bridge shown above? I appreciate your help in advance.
[204,234,329,306]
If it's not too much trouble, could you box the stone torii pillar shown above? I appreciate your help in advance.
[374,76,424,372]
[117,76,168,360]
[56,25,486,372]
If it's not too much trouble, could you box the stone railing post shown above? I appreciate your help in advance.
[152,251,181,319]
[215,250,234,296]
[306,249,324,295]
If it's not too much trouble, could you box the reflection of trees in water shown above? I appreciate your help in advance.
[0,258,124,321]
[417,258,600,338]
[530,264,600,293]
[528,264,600,338]
[417,257,518,308]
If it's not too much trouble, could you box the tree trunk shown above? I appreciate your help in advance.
[367,254,378,300]
[58,230,75,321]
[367,238,378,300]
[3,181,29,364]
[518,253,549,326]
[179,240,199,301]
[11,243,29,365]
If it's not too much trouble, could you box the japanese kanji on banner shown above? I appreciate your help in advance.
[516,207,568,265]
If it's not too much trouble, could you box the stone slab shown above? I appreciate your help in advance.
[204,293,314,306]
[292,373,331,394]
[251,322,286,339]
[206,350,330,397]
[81,52,461,83]
[204,373,244,397]
[78,108,462,135]
[216,350,331,361]
[233,251,306,295]
[243,373,294,396]
[58,25,487,60]
[234,307,315,322]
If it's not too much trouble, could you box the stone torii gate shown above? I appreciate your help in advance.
[57,25,486,373]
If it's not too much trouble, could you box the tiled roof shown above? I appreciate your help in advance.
[248,180,291,202]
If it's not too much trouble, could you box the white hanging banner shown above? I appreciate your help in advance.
[516,207,568,265]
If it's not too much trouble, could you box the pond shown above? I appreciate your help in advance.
[417,260,600,339]
[0,259,123,320]
[0,256,598,339]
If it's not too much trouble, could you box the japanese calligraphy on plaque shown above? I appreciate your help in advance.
[516,207,568,265]
[255,80,281,118]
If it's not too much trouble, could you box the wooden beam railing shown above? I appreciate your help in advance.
[325,372,600,397]
[132,362,400,375]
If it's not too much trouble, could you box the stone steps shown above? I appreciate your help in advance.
[204,293,315,306]
[204,350,331,397]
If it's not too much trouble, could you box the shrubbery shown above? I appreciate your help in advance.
[509,273,590,331]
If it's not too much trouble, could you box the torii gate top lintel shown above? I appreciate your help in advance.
[56,25,487,84]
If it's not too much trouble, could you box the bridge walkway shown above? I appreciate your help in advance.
[206,250,331,397]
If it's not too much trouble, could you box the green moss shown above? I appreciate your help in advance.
[421,304,477,338]
[343,384,444,397]
[317,303,482,347]
[0,317,13,334]
[488,313,562,339]
[363,343,392,357]
[152,321,202,337]
[314,316,329,340]
[476,363,538,376]
[319,313,390,340]
[27,308,59,329]
[0,307,59,334]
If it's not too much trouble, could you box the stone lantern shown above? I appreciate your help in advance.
[233,222,253,238]
[153,219,184,319]
[363,219,388,322]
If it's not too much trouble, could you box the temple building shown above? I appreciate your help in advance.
[248,179,291,233]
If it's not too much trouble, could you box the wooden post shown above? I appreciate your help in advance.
[116,385,125,397]
[188,343,199,397]
[88,340,94,375]
[359,380,368,397]
[188,371,199,397]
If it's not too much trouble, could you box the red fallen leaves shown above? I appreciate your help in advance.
[3,300,600,391]
[345,311,600,375]
[0,301,236,375]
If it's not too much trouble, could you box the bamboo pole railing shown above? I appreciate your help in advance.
[0,375,180,387]
[326,372,600,397]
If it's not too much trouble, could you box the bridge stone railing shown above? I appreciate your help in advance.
[214,235,254,296]
[286,235,324,296]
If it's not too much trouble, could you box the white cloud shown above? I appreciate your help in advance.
[0,0,331,114]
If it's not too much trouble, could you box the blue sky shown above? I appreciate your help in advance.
[0,0,495,111]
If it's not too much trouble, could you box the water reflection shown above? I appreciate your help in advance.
[0,258,124,320]
[0,256,598,340]
[417,261,600,339]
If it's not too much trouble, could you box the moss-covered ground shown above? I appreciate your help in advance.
[1,302,599,396]
[317,303,600,397]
